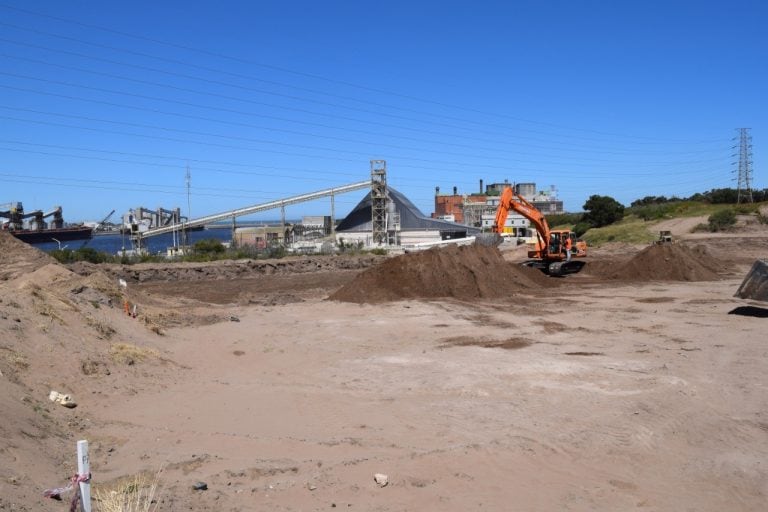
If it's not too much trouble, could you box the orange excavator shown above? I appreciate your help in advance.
[486,186,587,276]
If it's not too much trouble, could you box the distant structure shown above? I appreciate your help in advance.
[122,206,186,232]
[432,180,564,237]
[734,128,754,203]
[370,160,388,244]
[337,188,477,245]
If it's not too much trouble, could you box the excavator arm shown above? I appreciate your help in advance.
[493,186,551,242]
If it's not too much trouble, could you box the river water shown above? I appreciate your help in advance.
[30,228,234,255]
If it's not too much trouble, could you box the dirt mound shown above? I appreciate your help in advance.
[611,243,722,282]
[329,244,540,303]
[0,231,56,281]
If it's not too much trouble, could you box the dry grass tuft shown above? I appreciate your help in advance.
[94,471,162,512]
[109,343,159,365]
[87,317,116,339]
[2,349,29,370]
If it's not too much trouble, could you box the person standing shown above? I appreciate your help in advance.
[564,235,573,262]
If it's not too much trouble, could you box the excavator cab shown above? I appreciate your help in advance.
[548,232,562,255]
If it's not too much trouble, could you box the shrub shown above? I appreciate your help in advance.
[692,223,709,232]
[94,470,162,512]
[572,222,592,237]
[707,209,737,232]
[547,212,583,227]
[631,203,674,221]
[50,247,111,264]
[193,238,225,254]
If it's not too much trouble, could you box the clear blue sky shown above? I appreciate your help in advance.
[1,0,765,222]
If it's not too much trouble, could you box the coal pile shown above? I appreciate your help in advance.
[611,243,722,282]
[329,244,541,303]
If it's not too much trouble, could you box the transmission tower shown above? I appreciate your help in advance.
[734,128,754,203]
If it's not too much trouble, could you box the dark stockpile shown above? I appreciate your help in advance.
[329,243,541,303]
[610,243,722,282]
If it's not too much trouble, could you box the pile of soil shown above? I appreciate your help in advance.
[0,231,55,281]
[329,244,541,303]
[611,243,722,282]
[69,254,384,284]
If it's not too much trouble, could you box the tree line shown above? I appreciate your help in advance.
[630,187,768,207]
[548,187,767,236]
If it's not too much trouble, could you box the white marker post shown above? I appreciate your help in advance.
[77,440,91,512]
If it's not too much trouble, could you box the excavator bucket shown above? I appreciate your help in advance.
[735,259,768,302]
[474,233,503,247]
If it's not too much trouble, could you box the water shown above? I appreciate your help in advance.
[30,227,234,255]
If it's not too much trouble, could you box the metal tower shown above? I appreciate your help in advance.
[734,128,754,203]
[370,160,388,244]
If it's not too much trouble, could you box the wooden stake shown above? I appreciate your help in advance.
[77,440,91,512]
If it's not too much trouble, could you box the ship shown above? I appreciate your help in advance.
[6,225,94,244]
[0,202,93,244]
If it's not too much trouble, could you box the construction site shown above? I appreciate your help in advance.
[1,195,766,511]
[1,0,766,509]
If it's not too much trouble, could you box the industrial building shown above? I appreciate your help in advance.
[129,160,484,252]
[234,225,289,248]
[432,181,564,236]
[336,187,479,246]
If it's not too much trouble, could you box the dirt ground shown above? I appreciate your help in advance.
[1,229,767,511]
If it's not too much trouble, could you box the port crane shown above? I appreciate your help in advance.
[94,209,116,232]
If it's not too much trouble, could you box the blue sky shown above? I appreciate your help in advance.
[1,0,765,222]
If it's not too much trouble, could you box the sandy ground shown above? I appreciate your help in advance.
[1,230,767,511]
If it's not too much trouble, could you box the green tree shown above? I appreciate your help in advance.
[582,195,625,228]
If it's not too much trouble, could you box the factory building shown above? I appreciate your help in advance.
[432,180,564,233]
[234,225,289,248]
[432,186,487,223]
[336,187,479,246]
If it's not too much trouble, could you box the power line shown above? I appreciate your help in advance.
[0,67,729,158]
[0,107,732,171]
[0,146,359,182]
[0,139,358,177]
[0,172,364,205]
[0,143,728,183]
[0,14,727,144]
[0,82,731,166]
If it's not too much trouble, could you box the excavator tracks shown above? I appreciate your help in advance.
[522,259,586,277]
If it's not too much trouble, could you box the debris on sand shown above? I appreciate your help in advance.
[329,244,541,303]
[49,390,77,408]
[373,473,389,487]
[610,243,722,282]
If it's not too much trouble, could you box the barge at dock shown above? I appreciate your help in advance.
[1,202,93,244]
[6,225,93,244]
